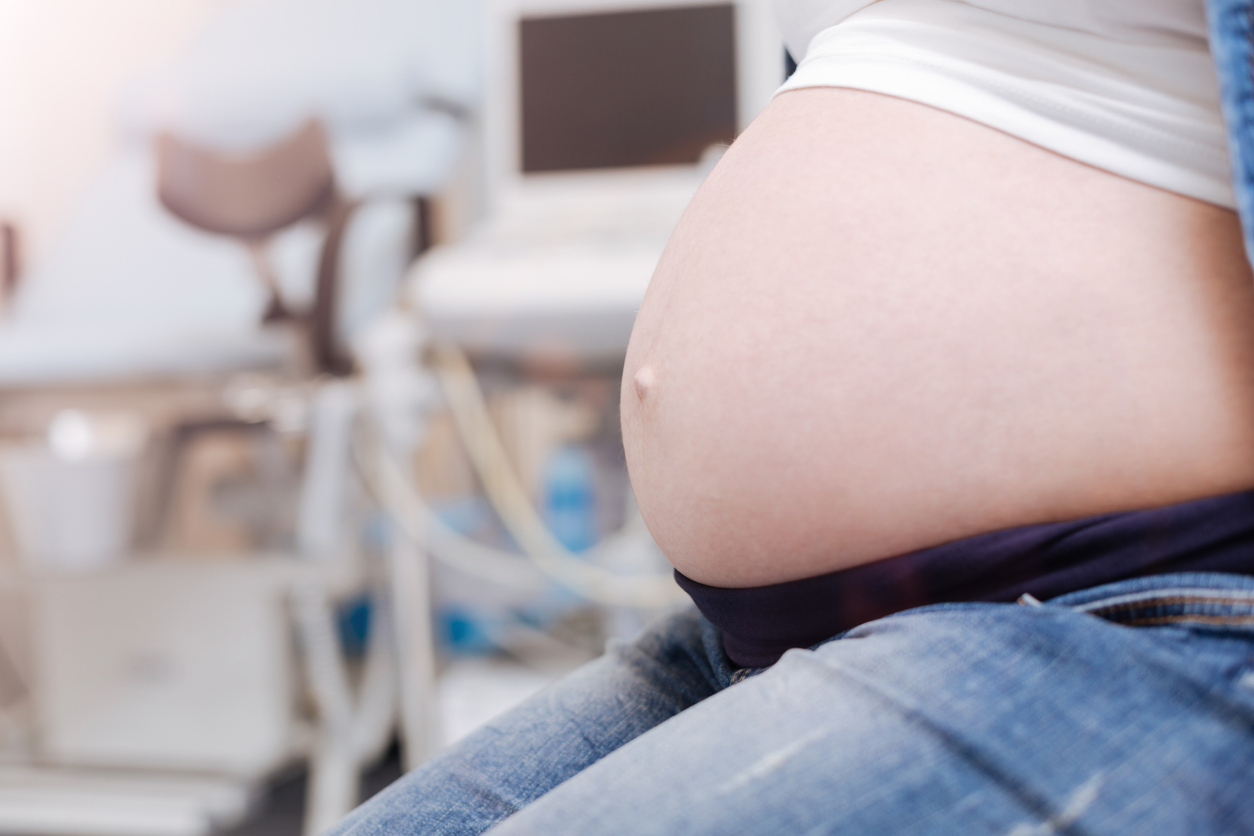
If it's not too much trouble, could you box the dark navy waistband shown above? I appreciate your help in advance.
[676,490,1254,668]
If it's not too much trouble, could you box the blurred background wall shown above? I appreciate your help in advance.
[0,0,227,270]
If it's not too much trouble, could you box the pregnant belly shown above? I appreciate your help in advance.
[621,87,1254,588]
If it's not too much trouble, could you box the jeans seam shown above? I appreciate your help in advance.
[1113,614,1254,627]
[1085,595,1254,613]
[1074,589,1254,627]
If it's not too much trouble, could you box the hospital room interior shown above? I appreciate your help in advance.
[0,0,785,833]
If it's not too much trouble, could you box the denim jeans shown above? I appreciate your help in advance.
[328,572,1254,835]
[1209,0,1254,258]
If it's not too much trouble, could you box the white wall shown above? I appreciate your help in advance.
[0,0,229,272]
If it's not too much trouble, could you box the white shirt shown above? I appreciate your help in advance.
[772,0,1233,206]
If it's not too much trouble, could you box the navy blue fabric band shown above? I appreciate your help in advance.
[675,490,1254,668]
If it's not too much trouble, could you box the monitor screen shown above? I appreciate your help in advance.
[519,4,738,173]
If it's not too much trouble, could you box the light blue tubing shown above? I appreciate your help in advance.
[328,572,1254,835]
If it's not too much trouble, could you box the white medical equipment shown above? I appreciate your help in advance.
[0,3,786,834]
[0,381,401,836]
[381,0,785,608]
[371,0,783,617]
[368,0,788,678]
[414,0,783,364]
[0,2,480,835]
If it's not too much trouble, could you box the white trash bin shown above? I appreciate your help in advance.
[0,410,146,572]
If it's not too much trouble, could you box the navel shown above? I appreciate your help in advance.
[634,366,657,401]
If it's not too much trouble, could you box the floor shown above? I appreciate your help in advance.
[220,744,404,836]
[220,655,568,835]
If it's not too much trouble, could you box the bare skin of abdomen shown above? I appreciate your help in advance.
[621,87,1254,588]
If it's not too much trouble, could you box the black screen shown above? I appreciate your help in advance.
[520,4,738,173]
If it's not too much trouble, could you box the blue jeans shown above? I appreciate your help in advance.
[328,572,1254,835]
